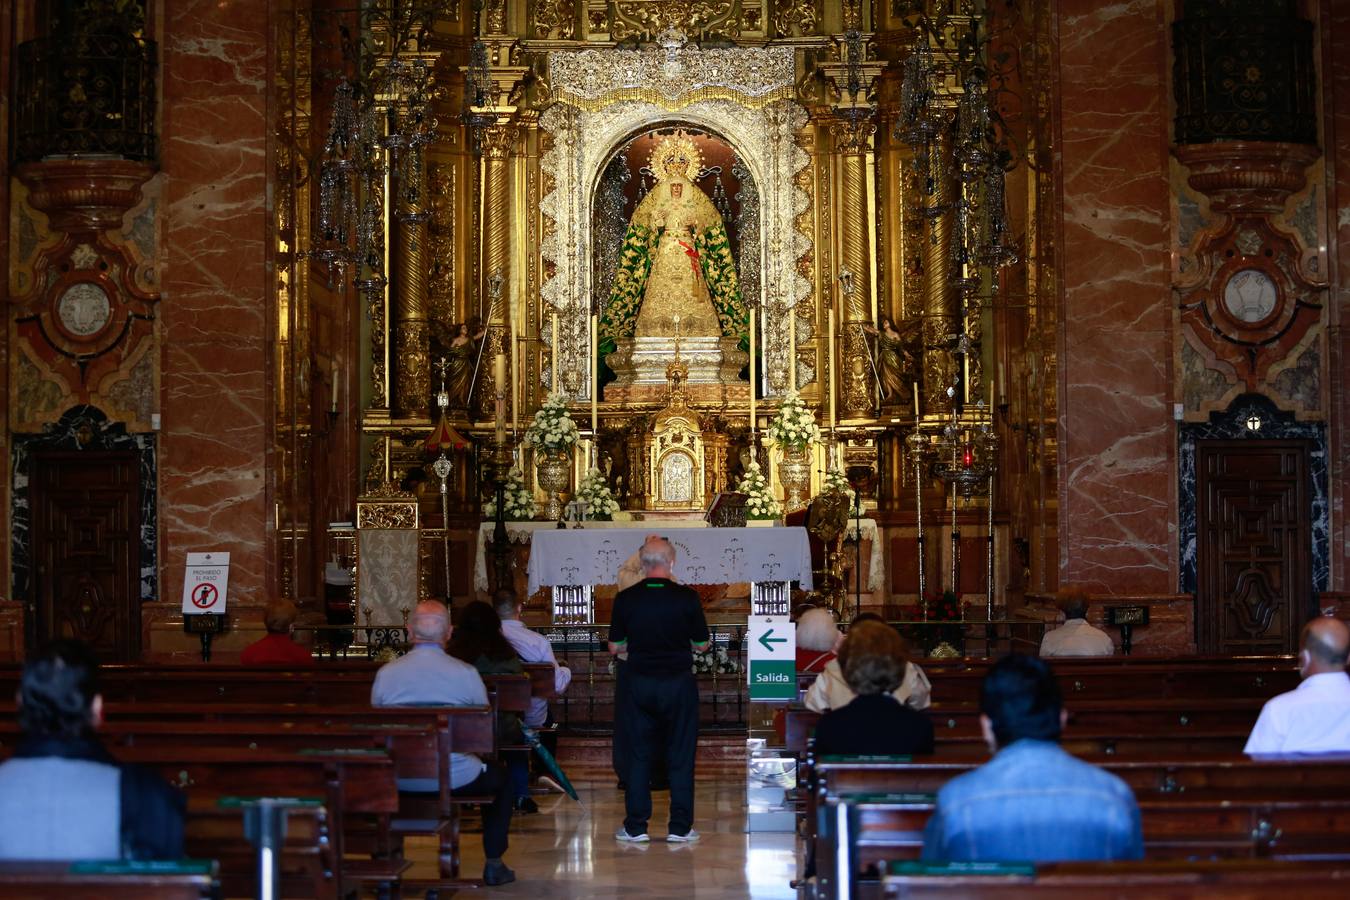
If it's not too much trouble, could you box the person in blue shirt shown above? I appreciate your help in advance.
[922,654,1143,863]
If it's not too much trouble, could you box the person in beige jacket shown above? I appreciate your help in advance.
[803,613,931,712]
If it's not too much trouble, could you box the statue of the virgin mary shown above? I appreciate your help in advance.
[600,131,748,357]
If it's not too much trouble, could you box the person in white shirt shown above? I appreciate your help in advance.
[1245,616,1350,755]
[1039,590,1114,658]
[494,589,572,807]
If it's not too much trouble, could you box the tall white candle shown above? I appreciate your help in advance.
[788,310,797,389]
[590,312,599,437]
[749,308,757,433]
[493,353,506,444]
[551,312,560,392]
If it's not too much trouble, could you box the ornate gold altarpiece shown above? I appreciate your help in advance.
[303,1,1059,608]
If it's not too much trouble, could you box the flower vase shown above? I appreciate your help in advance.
[535,448,571,521]
[778,445,812,511]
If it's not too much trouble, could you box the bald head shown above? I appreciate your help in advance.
[639,535,676,578]
[1301,617,1350,675]
[409,600,450,645]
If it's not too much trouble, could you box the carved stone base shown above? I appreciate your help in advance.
[605,336,750,406]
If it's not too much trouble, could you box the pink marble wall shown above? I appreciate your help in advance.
[158,2,274,606]
[1327,0,1350,591]
[1053,1,1175,595]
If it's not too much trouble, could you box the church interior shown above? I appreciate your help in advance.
[2,0,1350,896]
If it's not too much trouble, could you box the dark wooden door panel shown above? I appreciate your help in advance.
[31,452,141,661]
[1197,441,1310,655]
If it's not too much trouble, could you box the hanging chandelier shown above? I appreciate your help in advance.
[307,3,440,284]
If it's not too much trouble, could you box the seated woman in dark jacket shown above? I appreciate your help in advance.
[812,621,935,756]
[447,601,534,811]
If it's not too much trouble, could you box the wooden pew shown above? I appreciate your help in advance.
[806,754,1350,897]
[0,861,219,900]
[871,859,1350,899]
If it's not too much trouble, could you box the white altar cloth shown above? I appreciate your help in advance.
[475,518,882,593]
[474,520,707,592]
[523,526,814,595]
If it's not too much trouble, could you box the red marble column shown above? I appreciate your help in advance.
[158,1,274,602]
[0,1,12,597]
[1053,1,1175,594]
[1326,0,1350,591]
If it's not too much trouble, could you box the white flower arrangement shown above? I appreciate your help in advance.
[692,644,742,675]
[736,462,782,520]
[820,467,863,516]
[575,468,620,520]
[522,392,580,452]
[767,389,823,451]
[822,468,851,496]
[484,466,536,521]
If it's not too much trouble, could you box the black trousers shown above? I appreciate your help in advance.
[612,661,669,788]
[621,669,699,836]
[454,762,513,860]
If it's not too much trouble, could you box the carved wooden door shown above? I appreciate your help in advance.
[1196,441,1311,655]
[31,451,141,661]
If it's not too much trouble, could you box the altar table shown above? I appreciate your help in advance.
[524,526,814,596]
[474,519,881,593]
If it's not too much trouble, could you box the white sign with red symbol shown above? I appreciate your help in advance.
[181,552,231,614]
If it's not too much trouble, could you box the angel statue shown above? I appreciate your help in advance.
[599,130,749,360]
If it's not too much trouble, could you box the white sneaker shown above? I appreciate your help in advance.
[666,829,700,843]
[615,827,650,843]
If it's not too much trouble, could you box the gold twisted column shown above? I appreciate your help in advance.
[922,134,958,414]
[393,185,430,420]
[477,122,515,421]
[835,119,876,419]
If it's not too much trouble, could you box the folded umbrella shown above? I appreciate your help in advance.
[521,725,579,802]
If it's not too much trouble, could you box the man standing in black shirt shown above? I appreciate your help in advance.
[609,535,710,843]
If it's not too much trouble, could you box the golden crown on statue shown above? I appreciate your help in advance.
[650,130,703,182]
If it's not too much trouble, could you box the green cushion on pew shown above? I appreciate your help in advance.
[842,792,937,805]
[819,754,913,763]
[888,861,1036,877]
[69,860,216,876]
[217,796,325,809]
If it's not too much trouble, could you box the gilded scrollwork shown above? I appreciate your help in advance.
[533,0,577,39]
[427,162,455,320]
[547,34,793,111]
[611,2,737,41]
[772,0,818,38]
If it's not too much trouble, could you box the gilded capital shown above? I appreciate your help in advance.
[479,122,519,160]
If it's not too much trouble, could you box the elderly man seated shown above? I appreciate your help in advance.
[371,600,517,886]
[1039,588,1114,658]
[1245,616,1350,754]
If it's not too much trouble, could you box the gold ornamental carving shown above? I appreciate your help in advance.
[357,483,419,530]
[479,122,518,160]
[394,320,431,419]
[772,0,817,38]
[611,2,737,41]
[532,0,577,38]
[547,36,794,112]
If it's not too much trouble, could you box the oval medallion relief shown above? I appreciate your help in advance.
[57,282,113,338]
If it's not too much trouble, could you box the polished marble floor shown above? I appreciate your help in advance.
[410,776,798,899]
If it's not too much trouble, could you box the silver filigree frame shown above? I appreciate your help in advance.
[540,92,811,401]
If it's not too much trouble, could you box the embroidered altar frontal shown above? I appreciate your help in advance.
[526,527,813,595]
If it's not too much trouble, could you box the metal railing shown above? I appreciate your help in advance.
[538,623,750,733]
